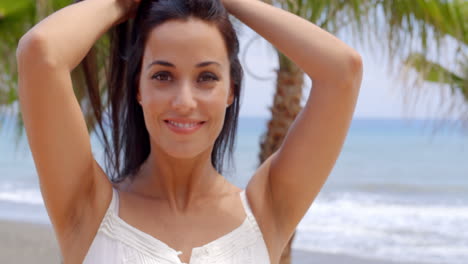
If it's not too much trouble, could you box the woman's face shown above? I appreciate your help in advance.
[137,18,234,159]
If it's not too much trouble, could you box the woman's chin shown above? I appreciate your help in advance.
[163,147,204,159]
[152,138,212,159]
[168,152,198,159]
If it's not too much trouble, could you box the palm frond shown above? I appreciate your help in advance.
[405,52,467,101]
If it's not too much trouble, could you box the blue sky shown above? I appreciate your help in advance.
[236,24,462,119]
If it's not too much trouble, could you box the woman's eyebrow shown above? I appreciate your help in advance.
[147,60,174,69]
[196,61,221,68]
[146,60,221,69]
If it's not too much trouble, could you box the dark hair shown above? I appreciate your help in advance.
[79,0,243,183]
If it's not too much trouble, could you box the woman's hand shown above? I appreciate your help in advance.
[113,0,142,24]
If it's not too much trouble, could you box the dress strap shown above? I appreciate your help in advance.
[239,190,255,220]
[111,187,120,214]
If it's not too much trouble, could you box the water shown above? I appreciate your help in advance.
[1,116,467,263]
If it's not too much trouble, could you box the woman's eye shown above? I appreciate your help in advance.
[198,73,219,82]
[151,72,172,81]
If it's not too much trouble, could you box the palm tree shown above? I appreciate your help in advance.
[254,1,467,264]
[0,0,109,145]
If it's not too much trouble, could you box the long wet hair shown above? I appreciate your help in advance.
[78,0,243,183]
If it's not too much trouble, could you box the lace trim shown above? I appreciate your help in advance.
[98,189,179,263]
[95,188,265,262]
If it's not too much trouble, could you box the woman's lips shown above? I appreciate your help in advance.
[164,120,205,135]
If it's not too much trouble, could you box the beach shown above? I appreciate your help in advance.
[1,118,467,263]
[0,219,416,264]
[0,220,61,263]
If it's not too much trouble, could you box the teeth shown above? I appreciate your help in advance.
[168,120,200,128]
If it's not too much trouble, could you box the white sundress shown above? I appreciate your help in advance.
[83,187,271,264]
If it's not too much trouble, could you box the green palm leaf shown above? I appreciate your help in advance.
[405,52,467,101]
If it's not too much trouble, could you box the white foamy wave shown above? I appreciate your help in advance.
[293,193,468,264]
[0,189,44,205]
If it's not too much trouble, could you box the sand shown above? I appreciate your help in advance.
[0,219,61,263]
[0,219,411,264]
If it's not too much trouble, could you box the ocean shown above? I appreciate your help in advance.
[1,116,467,263]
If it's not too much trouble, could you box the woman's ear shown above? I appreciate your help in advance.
[137,90,142,104]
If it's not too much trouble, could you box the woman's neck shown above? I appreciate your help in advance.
[122,147,223,213]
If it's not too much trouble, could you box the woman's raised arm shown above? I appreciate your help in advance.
[16,0,137,261]
[223,0,363,258]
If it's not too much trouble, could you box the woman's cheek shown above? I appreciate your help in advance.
[141,98,163,135]
[210,99,229,135]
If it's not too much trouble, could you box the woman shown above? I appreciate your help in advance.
[16,0,363,263]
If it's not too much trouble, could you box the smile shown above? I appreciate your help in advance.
[164,120,206,134]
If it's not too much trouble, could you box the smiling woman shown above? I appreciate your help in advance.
[105,1,242,183]
[15,0,362,263]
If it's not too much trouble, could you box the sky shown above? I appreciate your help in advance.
[235,23,464,119]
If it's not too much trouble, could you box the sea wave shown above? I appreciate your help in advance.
[294,193,468,264]
[0,188,43,205]
[349,182,468,194]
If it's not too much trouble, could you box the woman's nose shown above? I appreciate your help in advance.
[171,82,197,113]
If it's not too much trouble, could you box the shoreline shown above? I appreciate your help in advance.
[0,219,420,264]
[291,249,415,264]
[0,219,61,263]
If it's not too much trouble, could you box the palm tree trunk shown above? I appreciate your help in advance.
[258,52,304,264]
